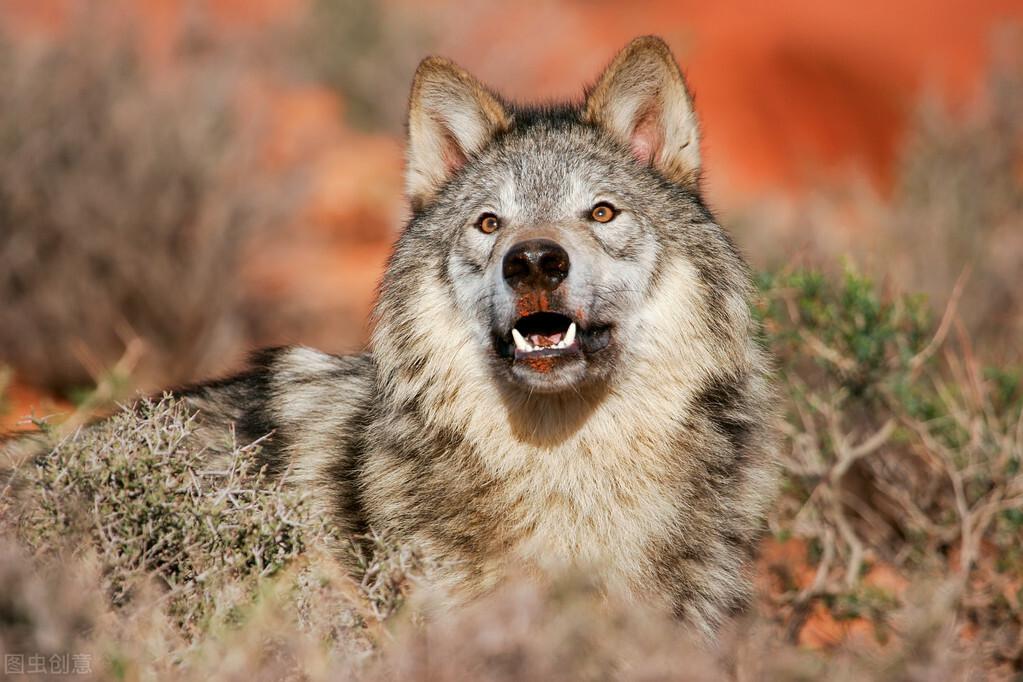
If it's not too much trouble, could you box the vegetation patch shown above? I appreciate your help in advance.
[2,269,1019,679]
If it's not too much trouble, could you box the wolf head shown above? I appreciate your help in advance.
[373,36,755,407]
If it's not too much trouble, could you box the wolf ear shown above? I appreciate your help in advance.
[584,36,701,186]
[405,57,512,210]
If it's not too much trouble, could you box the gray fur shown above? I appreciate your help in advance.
[26,37,782,637]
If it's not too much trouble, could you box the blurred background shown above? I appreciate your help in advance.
[0,0,1021,422]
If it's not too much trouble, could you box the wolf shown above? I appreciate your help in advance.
[20,36,780,636]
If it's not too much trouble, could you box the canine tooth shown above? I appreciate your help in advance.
[564,322,577,347]
[511,329,529,352]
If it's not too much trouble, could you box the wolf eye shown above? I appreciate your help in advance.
[590,202,617,223]
[477,213,501,234]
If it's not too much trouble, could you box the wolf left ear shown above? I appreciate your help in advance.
[406,57,512,211]
[584,36,701,186]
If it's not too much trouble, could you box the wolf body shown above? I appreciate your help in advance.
[87,37,779,635]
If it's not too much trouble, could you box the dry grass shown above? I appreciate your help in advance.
[1,267,1019,680]
[0,397,430,680]
[12,397,323,633]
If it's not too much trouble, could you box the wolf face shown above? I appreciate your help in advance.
[378,37,734,397]
[429,125,668,394]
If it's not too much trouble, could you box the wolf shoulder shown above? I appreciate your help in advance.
[176,346,376,466]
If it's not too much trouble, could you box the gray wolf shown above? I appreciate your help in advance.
[25,36,781,636]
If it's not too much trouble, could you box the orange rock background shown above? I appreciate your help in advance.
[5,0,1019,195]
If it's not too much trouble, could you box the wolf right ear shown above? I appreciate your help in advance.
[405,57,512,211]
[584,36,701,186]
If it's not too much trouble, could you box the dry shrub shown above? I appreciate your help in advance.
[759,267,1022,677]
[0,12,284,392]
[4,265,1015,679]
[376,577,980,682]
[294,0,431,132]
[1,395,434,679]
[12,397,325,635]
[0,539,100,676]
[889,27,1023,354]
[731,28,1023,362]
[0,537,979,682]
[369,577,720,682]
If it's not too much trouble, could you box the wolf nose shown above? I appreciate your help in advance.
[502,239,571,292]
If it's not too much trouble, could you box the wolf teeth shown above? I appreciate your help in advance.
[512,328,529,352]
[511,322,579,354]
[563,322,576,348]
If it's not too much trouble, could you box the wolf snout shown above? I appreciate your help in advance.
[502,239,570,292]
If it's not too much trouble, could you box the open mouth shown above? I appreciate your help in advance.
[511,312,580,358]
[492,312,613,366]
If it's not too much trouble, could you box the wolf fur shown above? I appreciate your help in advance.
[40,36,780,636]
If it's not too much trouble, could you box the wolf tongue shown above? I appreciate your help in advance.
[529,332,563,348]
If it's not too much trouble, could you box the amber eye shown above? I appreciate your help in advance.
[590,202,617,223]
[477,213,501,234]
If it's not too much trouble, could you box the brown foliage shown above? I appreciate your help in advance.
[0,14,285,392]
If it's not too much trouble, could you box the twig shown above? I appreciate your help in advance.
[797,527,835,603]
[831,418,896,481]
[907,265,970,376]
[800,332,857,374]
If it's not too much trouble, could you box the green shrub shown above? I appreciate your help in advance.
[759,266,1022,673]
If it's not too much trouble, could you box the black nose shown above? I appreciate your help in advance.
[502,239,571,292]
